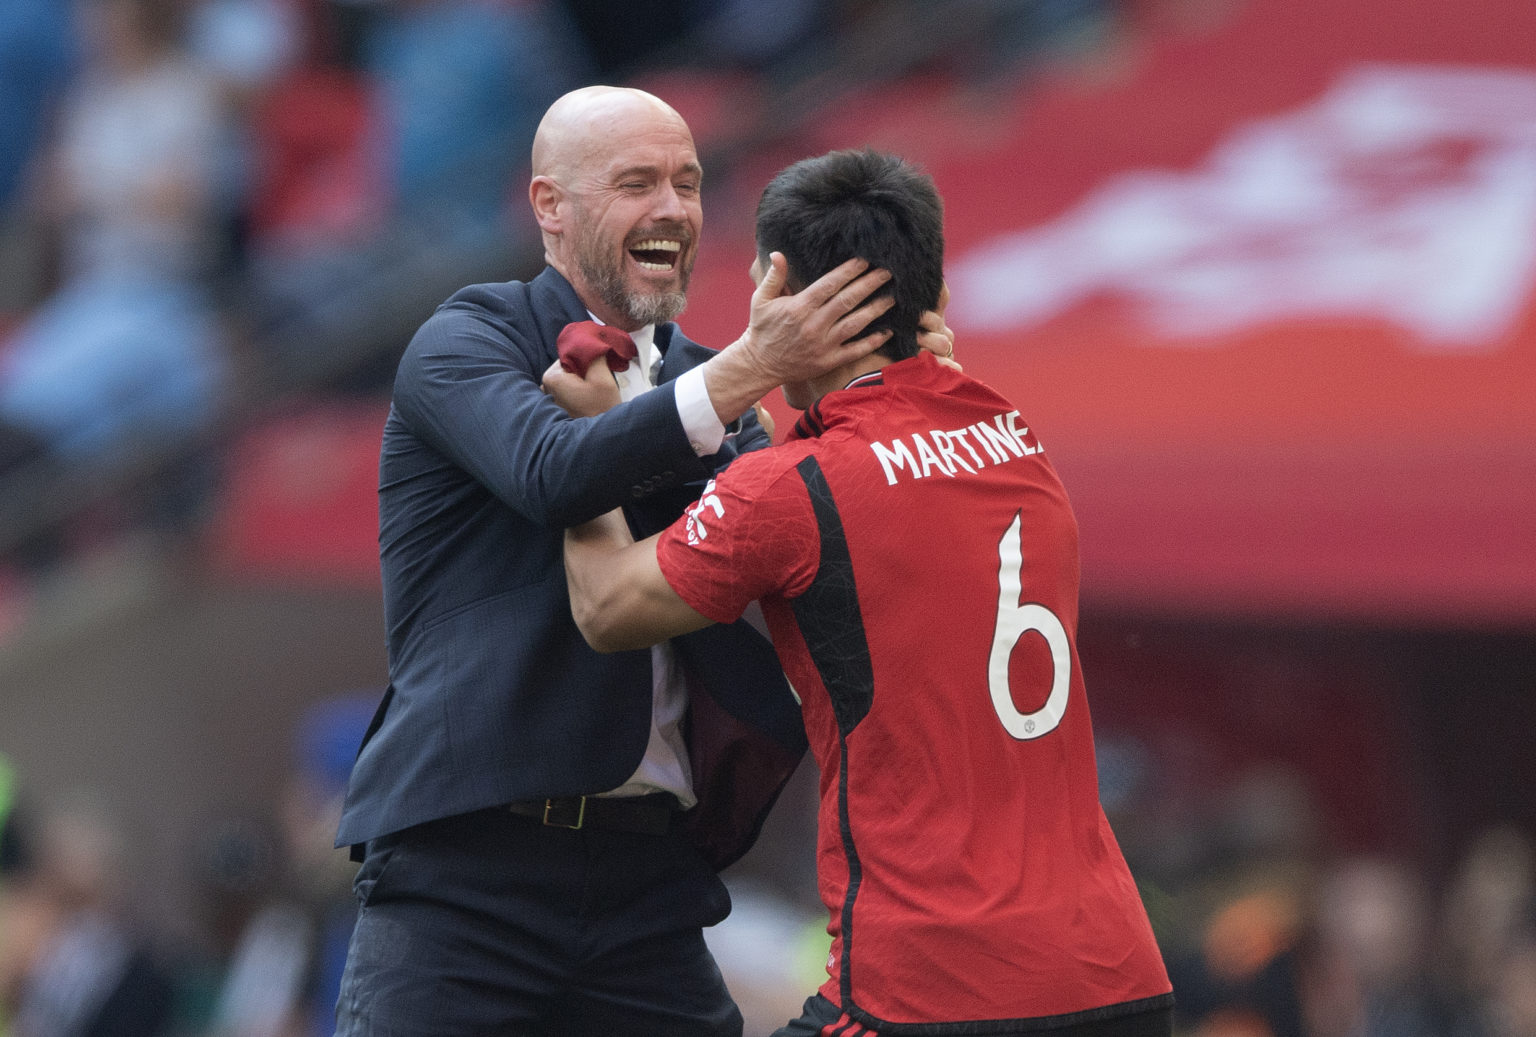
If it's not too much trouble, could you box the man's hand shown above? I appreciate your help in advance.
[917,281,959,370]
[701,254,894,425]
[740,253,895,382]
[752,401,776,441]
[541,356,623,417]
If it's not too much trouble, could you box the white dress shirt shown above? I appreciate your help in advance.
[586,318,729,807]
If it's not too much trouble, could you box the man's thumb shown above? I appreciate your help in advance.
[755,252,788,300]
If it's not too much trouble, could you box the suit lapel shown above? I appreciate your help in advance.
[652,322,710,384]
[527,267,596,364]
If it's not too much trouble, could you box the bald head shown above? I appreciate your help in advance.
[532,86,692,183]
[527,85,703,329]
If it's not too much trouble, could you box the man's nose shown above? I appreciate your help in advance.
[651,182,688,221]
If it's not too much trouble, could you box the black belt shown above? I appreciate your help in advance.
[505,793,678,835]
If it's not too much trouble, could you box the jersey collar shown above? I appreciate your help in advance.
[791,371,887,440]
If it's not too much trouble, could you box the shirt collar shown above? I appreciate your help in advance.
[587,313,657,382]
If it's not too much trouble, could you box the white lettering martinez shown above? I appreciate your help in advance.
[868,411,1043,486]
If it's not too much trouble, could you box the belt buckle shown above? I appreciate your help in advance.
[542,796,586,830]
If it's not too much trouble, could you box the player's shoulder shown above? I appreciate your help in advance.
[899,363,1044,439]
[717,436,821,496]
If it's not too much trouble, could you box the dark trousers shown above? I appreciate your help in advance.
[333,806,741,1036]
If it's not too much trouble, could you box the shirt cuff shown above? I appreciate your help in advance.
[674,366,727,457]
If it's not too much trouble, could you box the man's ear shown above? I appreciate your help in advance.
[529,176,563,234]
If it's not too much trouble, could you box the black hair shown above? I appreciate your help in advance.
[755,149,944,361]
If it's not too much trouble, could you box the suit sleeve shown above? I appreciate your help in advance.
[392,304,716,528]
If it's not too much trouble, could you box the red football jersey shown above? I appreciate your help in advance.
[657,354,1171,1030]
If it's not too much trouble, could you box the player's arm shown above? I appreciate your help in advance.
[564,511,714,653]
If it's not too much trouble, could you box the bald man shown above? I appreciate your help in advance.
[331,86,902,1035]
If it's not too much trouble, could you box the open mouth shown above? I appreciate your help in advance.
[629,238,683,271]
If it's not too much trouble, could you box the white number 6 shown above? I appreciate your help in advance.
[988,512,1071,740]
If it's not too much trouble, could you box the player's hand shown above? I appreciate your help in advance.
[737,253,894,384]
[917,281,959,371]
[541,356,622,417]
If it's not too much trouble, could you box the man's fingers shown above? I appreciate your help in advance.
[752,401,776,441]
[800,256,887,308]
[918,281,957,364]
[755,251,790,301]
[542,356,622,417]
[835,269,893,324]
[917,309,954,352]
[835,294,895,342]
[833,327,894,366]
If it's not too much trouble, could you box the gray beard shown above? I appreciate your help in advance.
[581,256,688,326]
[623,287,688,327]
[573,217,691,326]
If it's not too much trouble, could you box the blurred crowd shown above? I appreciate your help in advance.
[0,692,376,1037]
[3,737,1534,1037]
[14,3,1532,1037]
[1115,766,1536,1037]
[0,0,1126,637]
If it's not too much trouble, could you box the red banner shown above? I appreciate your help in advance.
[678,0,1536,625]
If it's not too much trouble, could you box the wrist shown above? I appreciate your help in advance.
[702,337,778,426]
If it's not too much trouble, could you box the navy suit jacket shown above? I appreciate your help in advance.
[336,267,806,869]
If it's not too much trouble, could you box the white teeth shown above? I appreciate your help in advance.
[631,238,681,271]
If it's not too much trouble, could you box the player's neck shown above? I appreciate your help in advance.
[809,353,892,405]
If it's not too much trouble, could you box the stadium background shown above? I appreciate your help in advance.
[1,0,1532,1033]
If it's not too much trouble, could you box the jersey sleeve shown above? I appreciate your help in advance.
[656,455,819,625]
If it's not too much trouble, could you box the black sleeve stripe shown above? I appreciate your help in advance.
[791,455,875,736]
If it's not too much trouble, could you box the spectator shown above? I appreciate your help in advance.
[0,0,229,512]
[0,0,74,325]
[4,795,176,1036]
[686,0,830,71]
[186,693,374,1037]
[282,692,376,1037]
[0,0,73,211]
[1302,856,1450,1037]
[0,752,30,881]
[1168,766,1322,1037]
[1,752,40,1032]
[556,0,701,80]
[1490,919,1536,1037]
[359,0,593,228]
[1439,826,1536,1037]
[186,0,307,274]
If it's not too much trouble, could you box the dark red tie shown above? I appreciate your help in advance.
[556,321,638,378]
